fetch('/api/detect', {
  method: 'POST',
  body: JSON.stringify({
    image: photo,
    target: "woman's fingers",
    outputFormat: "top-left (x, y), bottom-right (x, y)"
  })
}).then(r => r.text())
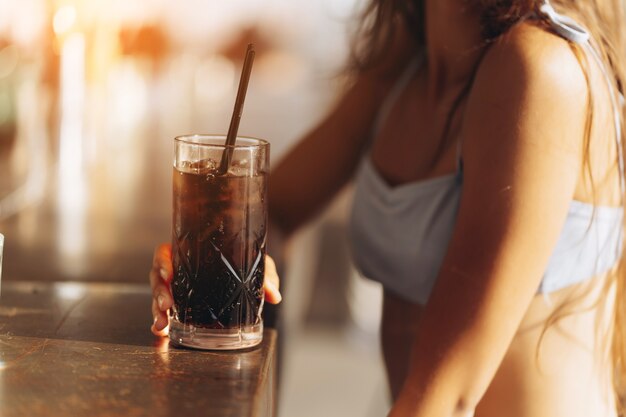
top-left (151, 298), bottom-right (169, 336)
top-left (150, 243), bottom-right (173, 336)
top-left (264, 256), bottom-right (282, 304)
top-left (152, 281), bottom-right (173, 311)
top-left (152, 243), bottom-right (173, 283)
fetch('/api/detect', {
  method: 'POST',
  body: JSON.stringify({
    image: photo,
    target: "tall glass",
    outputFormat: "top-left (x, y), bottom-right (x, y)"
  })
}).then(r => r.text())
top-left (170, 135), bottom-right (269, 350)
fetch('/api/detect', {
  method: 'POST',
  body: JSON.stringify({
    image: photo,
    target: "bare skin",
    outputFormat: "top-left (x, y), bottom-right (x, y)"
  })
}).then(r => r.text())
top-left (382, 18), bottom-right (618, 417)
top-left (379, 20), bottom-right (618, 417)
top-left (150, 0), bottom-right (621, 415)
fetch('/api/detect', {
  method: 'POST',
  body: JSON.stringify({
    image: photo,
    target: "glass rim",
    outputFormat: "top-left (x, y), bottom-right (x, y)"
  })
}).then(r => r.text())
top-left (174, 134), bottom-right (269, 149)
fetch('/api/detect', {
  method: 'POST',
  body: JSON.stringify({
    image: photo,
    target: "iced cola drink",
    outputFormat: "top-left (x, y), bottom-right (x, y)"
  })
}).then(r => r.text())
top-left (169, 135), bottom-right (269, 350)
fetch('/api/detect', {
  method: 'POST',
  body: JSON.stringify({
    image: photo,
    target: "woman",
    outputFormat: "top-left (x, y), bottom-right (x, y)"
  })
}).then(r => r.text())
top-left (150, 0), bottom-right (626, 415)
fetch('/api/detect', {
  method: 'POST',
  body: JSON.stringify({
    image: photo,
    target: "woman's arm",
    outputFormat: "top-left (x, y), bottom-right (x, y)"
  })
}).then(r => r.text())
top-left (390, 25), bottom-right (588, 416)
top-left (269, 25), bottom-right (416, 236)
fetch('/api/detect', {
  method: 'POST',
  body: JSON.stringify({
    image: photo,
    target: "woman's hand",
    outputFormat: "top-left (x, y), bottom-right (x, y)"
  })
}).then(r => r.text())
top-left (149, 243), bottom-right (282, 337)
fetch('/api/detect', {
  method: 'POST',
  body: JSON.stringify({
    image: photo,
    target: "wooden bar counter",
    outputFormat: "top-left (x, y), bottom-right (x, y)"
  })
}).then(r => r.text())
top-left (0, 281), bottom-right (276, 417)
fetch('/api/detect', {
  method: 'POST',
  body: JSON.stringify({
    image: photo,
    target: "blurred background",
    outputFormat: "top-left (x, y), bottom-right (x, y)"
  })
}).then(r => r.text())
top-left (0, 0), bottom-right (388, 415)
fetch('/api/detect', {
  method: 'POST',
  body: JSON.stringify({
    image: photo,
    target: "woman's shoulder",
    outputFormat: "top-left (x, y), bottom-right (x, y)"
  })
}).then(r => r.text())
top-left (464, 20), bottom-right (590, 154)
top-left (462, 21), bottom-right (590, 166)
top-left (474, 20), bottom-right (588, 106)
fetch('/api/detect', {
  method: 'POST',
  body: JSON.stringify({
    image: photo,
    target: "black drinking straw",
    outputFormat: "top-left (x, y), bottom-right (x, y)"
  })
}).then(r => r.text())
top-left (218, 43), bottom-right (256, 175)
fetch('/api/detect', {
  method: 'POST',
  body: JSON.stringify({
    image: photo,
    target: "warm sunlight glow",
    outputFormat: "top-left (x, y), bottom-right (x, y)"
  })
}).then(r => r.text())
top-left (53, 6), bottom-right (77, 35)
top-left (195, 54), bottom-right (236, 103)
top-left (55, 282), bottom-right (87, 301)
top-left (0, 45), bottom-right (19, 79)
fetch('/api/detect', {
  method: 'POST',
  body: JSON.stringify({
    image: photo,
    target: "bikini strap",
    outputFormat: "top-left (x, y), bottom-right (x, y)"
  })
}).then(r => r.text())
top-left (370, 55), bottom-right (424, 140)
top-left (537, 0), bottom-right (626, 196)
top-left (537, 1), bottom-right (590, 43)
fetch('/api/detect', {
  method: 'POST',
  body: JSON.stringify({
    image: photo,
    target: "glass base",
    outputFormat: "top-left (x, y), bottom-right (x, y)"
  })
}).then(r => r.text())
top-left (169, 319), bottom-right (263, 350)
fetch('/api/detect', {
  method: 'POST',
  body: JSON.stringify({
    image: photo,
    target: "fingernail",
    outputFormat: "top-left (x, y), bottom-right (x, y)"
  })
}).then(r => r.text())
top-left (154, 316), bottom-right (165, 331)
top-left (157, 294), bottom-right (165, 310)
top-left (153, 316), bottom-right (158, 325)
top-left (160, 268), bottom-right (169, 280)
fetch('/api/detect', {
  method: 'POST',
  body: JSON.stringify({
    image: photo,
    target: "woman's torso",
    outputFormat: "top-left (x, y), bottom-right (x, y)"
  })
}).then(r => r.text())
top-left (351, 22), bottom-right (621, 416)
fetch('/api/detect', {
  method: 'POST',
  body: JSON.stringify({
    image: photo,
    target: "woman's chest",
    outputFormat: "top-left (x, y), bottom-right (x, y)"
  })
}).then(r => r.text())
top-left (369, 74), bottom-right (467, 187)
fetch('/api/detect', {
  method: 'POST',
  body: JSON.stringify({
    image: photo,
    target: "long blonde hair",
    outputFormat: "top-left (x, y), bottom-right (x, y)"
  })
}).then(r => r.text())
top-left (351, 0), bottom-right (626, 412)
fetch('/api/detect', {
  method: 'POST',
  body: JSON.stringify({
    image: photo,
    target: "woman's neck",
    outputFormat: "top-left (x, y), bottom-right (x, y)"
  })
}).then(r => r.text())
top-left (424, 0), bottom-right (485, 94)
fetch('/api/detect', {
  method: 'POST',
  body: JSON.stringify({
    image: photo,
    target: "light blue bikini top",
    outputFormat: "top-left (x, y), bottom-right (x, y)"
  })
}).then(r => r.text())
top-left (349, 2), bottom-right (625, 305)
